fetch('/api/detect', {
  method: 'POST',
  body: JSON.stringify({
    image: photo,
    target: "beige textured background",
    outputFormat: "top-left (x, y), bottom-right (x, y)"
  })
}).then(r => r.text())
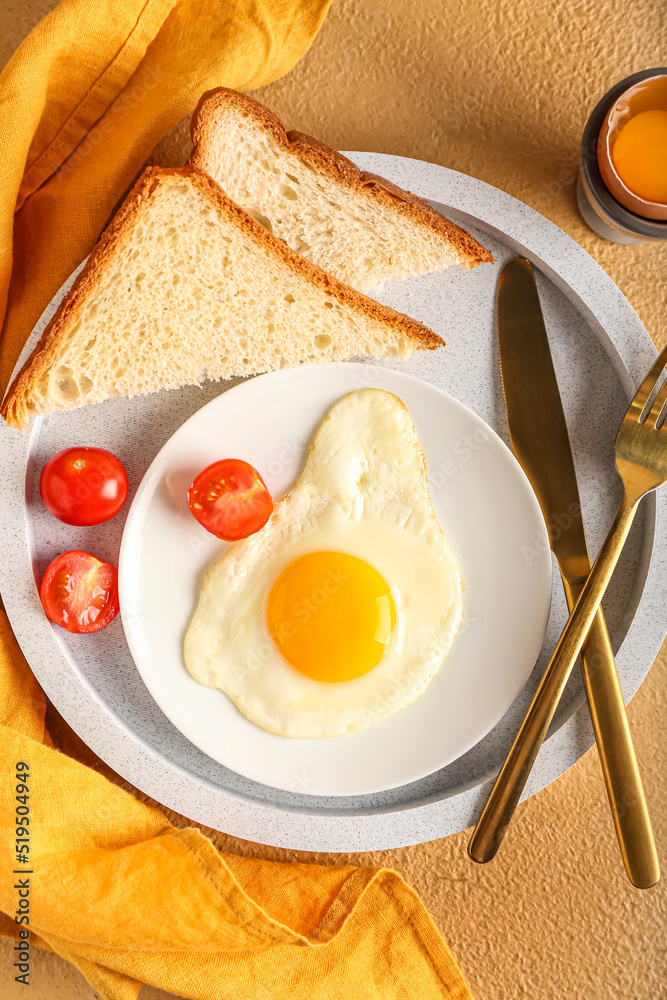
top-left (2, 1), bottom-right (667, 998)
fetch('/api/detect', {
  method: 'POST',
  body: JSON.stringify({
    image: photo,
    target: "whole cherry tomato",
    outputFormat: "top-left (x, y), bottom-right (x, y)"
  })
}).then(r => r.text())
top-left (187, 459), bottom-right (273, 541)
top-left (40, 550), bottom-right (119, 634)
top-left (39, 447), bottom-right (128, 526)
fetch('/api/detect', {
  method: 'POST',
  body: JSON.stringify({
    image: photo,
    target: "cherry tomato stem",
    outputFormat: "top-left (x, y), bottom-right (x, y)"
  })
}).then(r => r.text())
top-left (40, 447), bottom-right (128, 526)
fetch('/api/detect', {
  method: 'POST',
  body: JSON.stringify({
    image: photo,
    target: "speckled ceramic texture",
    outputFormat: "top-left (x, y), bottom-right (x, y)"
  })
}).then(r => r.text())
top-left (1, 154), bottom-right (665, 852)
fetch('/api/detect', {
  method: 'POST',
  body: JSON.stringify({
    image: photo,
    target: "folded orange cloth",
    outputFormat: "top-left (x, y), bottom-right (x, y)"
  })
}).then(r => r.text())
top-left (0, 613), bottom-right (473, 999)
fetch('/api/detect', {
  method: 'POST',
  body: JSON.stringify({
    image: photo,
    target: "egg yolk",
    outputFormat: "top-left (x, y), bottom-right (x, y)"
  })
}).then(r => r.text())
top-left (612, 110), bottom-right (667, 204)
top-left (266, 551), bottom-right (396, 683)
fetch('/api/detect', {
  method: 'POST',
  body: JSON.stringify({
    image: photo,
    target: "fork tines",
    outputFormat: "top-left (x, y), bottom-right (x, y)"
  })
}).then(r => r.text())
top-left (631, 344), bottom-right (667, 426)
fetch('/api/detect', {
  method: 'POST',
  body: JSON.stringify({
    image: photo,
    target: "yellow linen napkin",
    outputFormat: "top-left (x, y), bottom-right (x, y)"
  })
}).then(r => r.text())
top-left (0, 0), bottom-right (332, 397)
top-left (0, 613), bottom-right (473, 999)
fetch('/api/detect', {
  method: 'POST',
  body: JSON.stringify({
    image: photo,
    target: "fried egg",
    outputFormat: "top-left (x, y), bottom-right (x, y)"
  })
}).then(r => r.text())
top-left (184, 388), bottom-right (463, 738)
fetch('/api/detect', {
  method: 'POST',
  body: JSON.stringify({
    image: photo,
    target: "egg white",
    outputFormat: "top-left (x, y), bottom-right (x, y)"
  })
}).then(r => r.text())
top-left (184, 388), bottom-right (463, 738)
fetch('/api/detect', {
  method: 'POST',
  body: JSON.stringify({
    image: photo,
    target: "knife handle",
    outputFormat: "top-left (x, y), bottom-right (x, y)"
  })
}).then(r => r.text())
top-left (573, 603), bottom-right (660, 889)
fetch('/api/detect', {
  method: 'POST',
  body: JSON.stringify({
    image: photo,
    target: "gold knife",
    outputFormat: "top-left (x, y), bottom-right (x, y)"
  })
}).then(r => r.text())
top-left (468, 256), bottom-right (659, 888)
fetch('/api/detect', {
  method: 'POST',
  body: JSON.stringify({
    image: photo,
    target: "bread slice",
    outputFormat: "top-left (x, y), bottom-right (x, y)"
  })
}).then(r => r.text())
top-left (1, 166), bottom-right (443, 430)
top-left (190, 88), bottom-right (493, 294)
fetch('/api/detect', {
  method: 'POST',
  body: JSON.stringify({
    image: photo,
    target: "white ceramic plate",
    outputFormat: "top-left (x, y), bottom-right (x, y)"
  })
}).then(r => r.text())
top-left (118, 365), bottom-right (551, 795)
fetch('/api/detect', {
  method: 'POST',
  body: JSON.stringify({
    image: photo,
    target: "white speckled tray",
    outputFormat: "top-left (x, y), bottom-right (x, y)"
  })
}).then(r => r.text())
top-left (1, 154), bottom-right (665, 852)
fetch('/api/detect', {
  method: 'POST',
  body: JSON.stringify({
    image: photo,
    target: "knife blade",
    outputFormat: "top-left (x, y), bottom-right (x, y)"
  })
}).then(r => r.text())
top-left (487, 256), bottom-right (658, 887)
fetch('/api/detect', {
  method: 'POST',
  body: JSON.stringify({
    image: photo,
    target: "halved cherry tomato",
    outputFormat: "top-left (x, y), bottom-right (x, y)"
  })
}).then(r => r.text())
top-left (187, 459), bottom-right (273, 541)
top-left (40, 550), bottom-right (119, 634)
top-left (39, 447), bottom-right (128, 526)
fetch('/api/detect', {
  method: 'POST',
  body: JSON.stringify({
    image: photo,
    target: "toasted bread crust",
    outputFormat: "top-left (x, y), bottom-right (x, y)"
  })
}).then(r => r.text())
top-left (1, 166), bottom-right (443, 430)
top-left (1, 170), bottom-right (163, 431)
top-left (190, 87), bottom-right (494, 270)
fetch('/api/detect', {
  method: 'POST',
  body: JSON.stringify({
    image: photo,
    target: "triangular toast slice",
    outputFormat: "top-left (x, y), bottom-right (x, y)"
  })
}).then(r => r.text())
top-left (1, 166), bottom-right (442, 430)
top-left (190, 88), bottom-right (493, 293)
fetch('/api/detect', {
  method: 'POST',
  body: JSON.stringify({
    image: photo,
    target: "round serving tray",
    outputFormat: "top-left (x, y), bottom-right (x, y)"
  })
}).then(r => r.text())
top-left (1, 153), bottom-right (665, 852)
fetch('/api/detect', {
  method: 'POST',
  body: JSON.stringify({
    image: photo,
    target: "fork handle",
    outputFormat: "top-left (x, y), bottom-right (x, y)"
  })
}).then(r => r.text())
top-left (469, 490), bottom-right (643, 865)
top-left (577, 608), bottom-right (659, 888)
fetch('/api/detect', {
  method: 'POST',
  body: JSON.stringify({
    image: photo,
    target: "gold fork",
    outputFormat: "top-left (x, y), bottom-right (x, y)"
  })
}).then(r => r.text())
top-left (469, 344), bottom-right (667, 879)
